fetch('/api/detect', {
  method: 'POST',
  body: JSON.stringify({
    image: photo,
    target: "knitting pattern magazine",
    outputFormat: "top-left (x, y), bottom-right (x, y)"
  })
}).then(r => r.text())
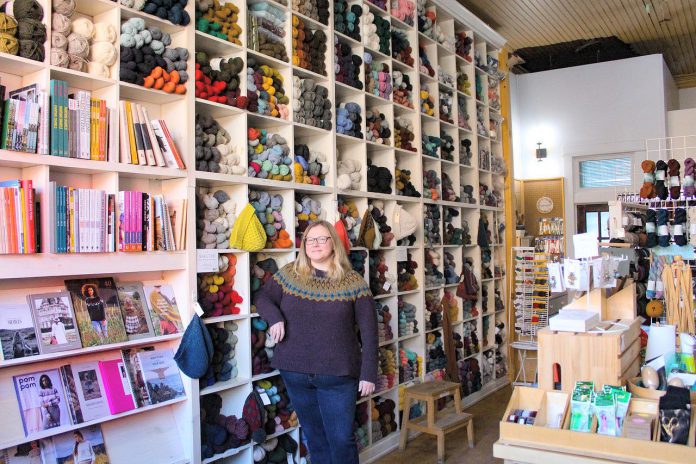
top-left (142, 284), bottom-right (183, 336)
top-left (115, 283), bottom-right (155, 341)
top-left (64, 278), bottom-right (127, 347)
top-left (13, 368), bottom-right (70, 437)
top-left (40, 425), bottom-right (110, 464)
top-left (0, 303), bottom-right (40, 360)
top-left (27, 292), bottom-right (81, 354)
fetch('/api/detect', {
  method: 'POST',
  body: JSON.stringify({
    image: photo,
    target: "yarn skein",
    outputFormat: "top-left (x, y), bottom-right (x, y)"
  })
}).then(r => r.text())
top-left (89, 40), bottom-right (117, 65)
top-left (68, 53), bottom-right (87, 71)
top-left (51, 30), bottom-right (67, 49)
top-left (50, 46), bottom-right (69, 66)
top-left (17, 18), bottom-right (46, 41)
top-left (52, 0), bottom-right (76, 16)
top-left (71, 16), bottom-right (94, 38)
top-left (656, 208), bottom-right (670, 247)
top-left (667, 158), bottom-right (681, 200)
top-left (18, 38), bottom-right (44, 60)
top-left (639, 159), bottom-right (656, 199)
top-left (87, 60), bottom-right (109, 77)
top-left (0, 32), bottom-right (19, 54)
top-left (93, 22), bottom-right (116, 42)
top-left (673, 207), bottom-right (687, 246)
top-left (14, 0), bottom-right (44, 20)
top-left (0, 13), bottom-right (19, 36)
top-left (689, 206), bottom-right (696, 246)
top-left (655, 160), bottom-right (668, 200)
top-left (67, 32), bottom-right (89, 58)
top-left (645, 209), bottom-right (657, 248)
top-left (52, 13), bottom-right (71, 34)
top-left (683, 158), bottom-right (695, 197)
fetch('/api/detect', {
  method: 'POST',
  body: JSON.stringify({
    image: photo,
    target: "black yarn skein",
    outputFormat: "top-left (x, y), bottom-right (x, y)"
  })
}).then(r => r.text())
top-left (655, 160), bottom-right (669, 200)
top-left (645, 209), bottom-right (658, 248)
top-left (674, 207), bottom-right (687, 246)
top-left (657, 208), bottom-right (670, 247)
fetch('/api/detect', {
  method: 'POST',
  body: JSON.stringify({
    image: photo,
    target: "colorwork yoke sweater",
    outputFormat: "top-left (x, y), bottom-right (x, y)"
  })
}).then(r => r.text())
top-left (255, 263), bottom-right (379, 384)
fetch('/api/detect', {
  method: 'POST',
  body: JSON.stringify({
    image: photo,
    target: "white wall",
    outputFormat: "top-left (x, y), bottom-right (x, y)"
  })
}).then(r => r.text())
top-left (681, 88), bottom-right (696, 109)
top-left (510, 55), bottom-right (672, 254)
top-left (668, 109), bottom-right (696, 137)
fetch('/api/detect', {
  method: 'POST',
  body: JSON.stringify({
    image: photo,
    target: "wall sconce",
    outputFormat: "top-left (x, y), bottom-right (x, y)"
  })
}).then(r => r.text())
top-left (536, 142), bottom-right (547, 161)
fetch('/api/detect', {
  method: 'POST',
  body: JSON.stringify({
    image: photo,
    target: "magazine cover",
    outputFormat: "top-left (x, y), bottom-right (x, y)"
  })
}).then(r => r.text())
top-left (2, 440), bottom-right (43, 464)
top-left (97, 359), bottom-right (135, 414)
top-left (40, 425), bottom-right (109, 464)
top-left (142, 284), bottom-right (183, 336)
top-left (63, 361), bottom-right (110, 423)
top-left (64, 278), bottom-right (127, 347)
top-left (137, 349), bottom-right (186, 404)
top-left (13, 368), bottom-right (71, 436)
top-left (121, 346), bottom-right (154, 408)
top-left (59, 365), bottom-right (84, 425)
top-left (26, 292), bottom-right (82, 354)
top-left (0, 304), bottom-right (40, 360)
top-left (115, 283), bottom-right (155, 341)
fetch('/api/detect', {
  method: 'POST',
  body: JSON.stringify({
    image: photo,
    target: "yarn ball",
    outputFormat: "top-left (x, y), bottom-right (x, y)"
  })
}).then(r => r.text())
top-left (67, 32), bottom-right (89, 58)
top-left (17, 18), bottom-right (46, 42)
top-left (90, 40), bottom-right (117, 65)
top-left (51, 13), bottom-right (71, 34)
top-left (18, 38), bottom-right (44, 61)
top-left (0, 32), bottom-right (19, 54)
top-left (87, 61), bottom-right (110, 77)
top-left (93, 22), bottom-right (116, 43)
top-left (50, 46), bottom-right (69, 66)
top-left (68, 53), bottom-right (87, 71)
top-left (52, 0), bottom-right (75, 16)
top-left (51, 30), bottom-right (67, 50)
top-left (0, 13), bottom-right (18, 36)
top-left (14, 0), bottom-right (44, 21)
top-left (71, 16), bottom-right (94, 39)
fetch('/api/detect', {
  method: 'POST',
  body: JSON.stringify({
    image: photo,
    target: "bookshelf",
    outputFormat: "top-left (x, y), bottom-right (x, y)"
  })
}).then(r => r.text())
top-left (0, 0), bottom-right (509, 462)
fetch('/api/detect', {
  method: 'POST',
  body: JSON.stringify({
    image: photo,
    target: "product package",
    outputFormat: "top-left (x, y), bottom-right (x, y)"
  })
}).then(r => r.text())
top-left (570, 381), bottom-right (594, 432)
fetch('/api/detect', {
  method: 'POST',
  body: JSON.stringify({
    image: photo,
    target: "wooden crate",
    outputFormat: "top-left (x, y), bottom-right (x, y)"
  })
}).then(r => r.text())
top-left (537, 318), bottom-right (641, 392)
top-left (497, 387), bottom-right (696, 464)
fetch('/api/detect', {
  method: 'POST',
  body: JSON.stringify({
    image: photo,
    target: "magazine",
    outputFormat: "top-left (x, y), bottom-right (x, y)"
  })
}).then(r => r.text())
top-left (116, 283), bottom-right (155, 341)
top-left (120, 346), bottom-right (155, 408)
top-left (142, 284), bottom-right (183, 336)
top-left (40, 425), bottom-right (109, 464)
top-left (13, 368), bottom-right (71, 437)
top-left (97, 359), bottom-right (135, 414)
top-left (61, 361), bottom-right (109, 423)
top-left (0, 304), bottom-right (39, 360)
top-left (2, 440), bottom-right (43, 464)
top-left (64, 278), bottom-right (127, 347)
top-left (137, 349), bottom-right (186, 404)
top-left (26, 292), bottom-right (82, 354)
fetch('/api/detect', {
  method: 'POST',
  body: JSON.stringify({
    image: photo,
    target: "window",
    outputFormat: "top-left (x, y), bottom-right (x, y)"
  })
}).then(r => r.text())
top-left (578, 157), bottom-right (632, 188)
top-left (576, 204), bottom-right (610, 241)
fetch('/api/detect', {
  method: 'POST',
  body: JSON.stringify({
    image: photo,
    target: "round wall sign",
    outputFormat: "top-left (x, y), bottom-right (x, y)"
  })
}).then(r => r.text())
top-left (536, 196), bottom-right (554, 213)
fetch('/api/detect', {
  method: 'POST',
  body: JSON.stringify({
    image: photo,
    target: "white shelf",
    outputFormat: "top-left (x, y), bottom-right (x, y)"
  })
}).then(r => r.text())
top-left (0, 333), bottom-right (182, 369)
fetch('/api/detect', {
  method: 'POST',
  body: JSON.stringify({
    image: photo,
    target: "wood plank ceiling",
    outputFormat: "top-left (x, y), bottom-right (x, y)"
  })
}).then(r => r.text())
top-left (458, 0), bottom-right (696, 87)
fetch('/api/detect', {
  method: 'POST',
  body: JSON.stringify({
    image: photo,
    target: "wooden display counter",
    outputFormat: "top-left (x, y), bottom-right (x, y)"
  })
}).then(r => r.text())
top-left (493, 387), bottom-right (696, 464)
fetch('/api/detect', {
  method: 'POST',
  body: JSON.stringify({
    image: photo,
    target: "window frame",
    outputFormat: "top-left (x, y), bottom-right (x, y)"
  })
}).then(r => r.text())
top-left (577, 155), bottom-right (633, 190)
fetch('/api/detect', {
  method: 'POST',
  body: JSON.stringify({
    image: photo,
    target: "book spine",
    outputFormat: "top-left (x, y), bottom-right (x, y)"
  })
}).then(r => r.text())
top-left (61, 80), bottom-right (68, 157)
top-left (90, 98), bottom-right (97, 160)
top-left (136, 104), bottom-right (156, 166)
top-left (125, 102), bottom-right (138, 164)
top-left (131, 103), bottom-right (147, 166)
top-left (159, 120), bottom-right (185, 169)
top-left (1, 99), bottom-right (11, 149)
top-left (124, 190), bottom-right (131, 252)
top-left (100, 100), bottom-right (107, 161)
top-left (25, 180), bottom-right (35, 253)
top-left (0, 188), bottom-right (6, 254)
top-left (47, 182), bottom-right (55, 252)
top-left (5, 188), bottom-right (17, 253)
top-left (107, 194), bottom-right (114, 252)
top-left (141, 107), bottom-right (165, 167)
top-left (117, 191), bottom-right (125, 252)
top-left (68, 187), bottom-right (75, 253)
top-left (38, 91), bottom-right (49, 155)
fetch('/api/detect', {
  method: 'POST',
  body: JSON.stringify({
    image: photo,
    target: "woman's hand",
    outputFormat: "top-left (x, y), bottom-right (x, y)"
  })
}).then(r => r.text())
top-left (268, 321), bottom-right (285, 343)
top-left (358, 381), bottom-right (375, 397)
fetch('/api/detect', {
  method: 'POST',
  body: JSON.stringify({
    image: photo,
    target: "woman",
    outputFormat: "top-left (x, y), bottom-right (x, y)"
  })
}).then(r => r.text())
top-left (72, 430), bottom-right (96, 464)
top-left (81, 284), bottom-right (108, 339)
top-left (38, 374), bottom-right (61, 429)
top-left (50, 317), bottom-right (67, 344)
top-left (256, 221), bottom-right (378, 464)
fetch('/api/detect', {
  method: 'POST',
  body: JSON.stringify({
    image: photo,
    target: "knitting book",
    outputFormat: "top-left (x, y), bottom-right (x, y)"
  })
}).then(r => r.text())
top-left (0, 180), bottom-right (37, 254)
top-left (0, 440), bottom-right (44, 463)
top-left (118, 100), bottom-right (184, 169)
top-left (64, 278), bottom-right (127, 347)
top-left (26, 291), bottom-right (81, 355)
top-left (40, 424), bottom-right (110, 464)
top-left (142, 284), bottom-right (183, 336)
top-left (0, 84), bottom-right (43, 154)
top-left (117, 191), bottom-right (177, 252)
top-left (116, 283), bottom-right (155, 341)
top-left (60, 361), bottom-right (110, 423)
top-left (97, 358), bottom-right (135, 414)
top-left (0, 303), bottom-right (40, 361)
top-left (121, 346), bottom-right (155, 408)
top-left (13, 368), bottom-right (71, 437)
top-left (137, 348), bottom-right (186, 404)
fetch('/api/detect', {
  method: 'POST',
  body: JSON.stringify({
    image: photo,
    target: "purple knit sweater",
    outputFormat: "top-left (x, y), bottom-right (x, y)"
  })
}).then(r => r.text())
top-left (255, 263), bottom-right (379, 384)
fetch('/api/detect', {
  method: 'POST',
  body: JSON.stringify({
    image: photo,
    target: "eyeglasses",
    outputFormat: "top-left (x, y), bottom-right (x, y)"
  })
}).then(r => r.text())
top-left (305, 236), bottom-right (331, 245)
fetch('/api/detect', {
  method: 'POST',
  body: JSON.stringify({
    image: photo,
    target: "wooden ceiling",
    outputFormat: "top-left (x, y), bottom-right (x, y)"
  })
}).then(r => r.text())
top-left (458, 0), bottom-right (696, 87)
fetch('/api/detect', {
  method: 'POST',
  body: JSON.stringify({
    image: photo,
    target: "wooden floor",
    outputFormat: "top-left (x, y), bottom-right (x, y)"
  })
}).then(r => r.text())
top-left (374, 385), bottom-right (512, 464)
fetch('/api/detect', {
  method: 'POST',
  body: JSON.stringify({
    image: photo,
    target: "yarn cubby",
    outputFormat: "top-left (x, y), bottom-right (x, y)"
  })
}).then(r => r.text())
top-left (0, 0), bottom-right (508, 461)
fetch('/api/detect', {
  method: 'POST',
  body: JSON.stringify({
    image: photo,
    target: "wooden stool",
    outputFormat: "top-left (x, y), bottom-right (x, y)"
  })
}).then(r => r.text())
top-left (399, 380), bottom-right (474, 463)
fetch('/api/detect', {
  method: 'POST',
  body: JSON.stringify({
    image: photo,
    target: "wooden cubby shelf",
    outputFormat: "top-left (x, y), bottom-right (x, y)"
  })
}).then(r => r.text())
top-left (0, 0), bottom-right (509, 461)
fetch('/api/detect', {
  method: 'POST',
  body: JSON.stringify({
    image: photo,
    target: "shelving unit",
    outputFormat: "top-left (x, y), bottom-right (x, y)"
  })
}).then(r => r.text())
top-left (0, 0), bottom-right (508, 462)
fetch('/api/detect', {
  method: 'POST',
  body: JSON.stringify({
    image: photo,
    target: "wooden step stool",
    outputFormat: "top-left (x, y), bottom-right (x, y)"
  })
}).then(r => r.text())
top-left (399, 380), bottom-right (474, 463)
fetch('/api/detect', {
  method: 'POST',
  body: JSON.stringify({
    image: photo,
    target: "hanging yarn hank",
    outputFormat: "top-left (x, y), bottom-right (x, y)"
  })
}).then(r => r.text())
top-left (655, 160), bottom-right (668, 200)
top-left (661, 258), bottom-right (695, 334)
top-left (673, 207), bottom-right (687, 246)
top-left (640, 159), bottom-right (656, 199)
top-left (684, 158), bottom-right (695, 198)
top-left (646, 255), bottom-right (670, 300)
top-left (667, 158), bottom-right (681, 200)
top-left (656, 208), bottom-right (670, 247)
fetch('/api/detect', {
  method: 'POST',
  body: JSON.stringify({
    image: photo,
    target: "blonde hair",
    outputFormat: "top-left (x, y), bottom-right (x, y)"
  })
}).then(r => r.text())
top-left (294, 221), bottom-right (352, 280)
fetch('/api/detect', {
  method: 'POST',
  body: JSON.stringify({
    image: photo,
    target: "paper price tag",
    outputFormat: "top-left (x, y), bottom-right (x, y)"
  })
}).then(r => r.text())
top-left (656, 281), bottom-right (664, 292)
top-left (383, 282), bottom-right (391, 292)
top-left (395, 247), bottom-right (408, 262)
top-left (209, 58), bottom-right (223, 71)
top-left (647, 280), bottom-right (656, 292)
top-left (193, 301), bottom-right (205, 317)
top-left (259, 392), bottom-right (271, 405)
top-left (670, 176), bottom-right (680, 187)
top-left (656, 170), bottom-right (666, 181)
top-left (197, 249), bottom-right (220, 272)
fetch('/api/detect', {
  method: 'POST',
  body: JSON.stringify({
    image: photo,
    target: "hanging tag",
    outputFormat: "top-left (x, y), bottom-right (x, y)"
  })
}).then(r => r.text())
top-left (670, 176), bottom-right (680, 187)
top-left (259, 392), bottom-right (271, 405)
top-left (193, 301), bottom-right (205, 317)
top-left (209, 58), bottom-right (223, 72)
top-left (655, 170), bottom-right (666, 181)
top-left (647, 280), bottom-right (656, 292)
top-left (395, 247), bottom-right (408, 261)
top-left (658, 225), bottom-right (670, 236)
top-left (674, 224), bottom-right (684, 236)
top-left (656, 281), bottom-right (664, 292)
top-left (383, 281), bottom-right (391, 291)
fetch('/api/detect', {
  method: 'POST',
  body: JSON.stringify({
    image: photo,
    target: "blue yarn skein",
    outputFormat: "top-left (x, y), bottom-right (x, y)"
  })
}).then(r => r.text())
top-left (657, 208), bottom-right (670, 247)
top-left (674, 207), bottom-right (687, 246)
top-left (645, 209), bottom-right (658, 248)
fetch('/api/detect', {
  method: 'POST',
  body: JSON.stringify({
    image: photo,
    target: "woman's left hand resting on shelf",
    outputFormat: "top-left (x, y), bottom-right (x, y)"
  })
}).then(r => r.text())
top-left (358, 381), bottom-right (375, 396)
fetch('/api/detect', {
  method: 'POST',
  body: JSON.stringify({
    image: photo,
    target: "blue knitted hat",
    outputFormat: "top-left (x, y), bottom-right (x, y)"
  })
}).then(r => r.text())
top-left (174, 314), bottom-right (213, 379)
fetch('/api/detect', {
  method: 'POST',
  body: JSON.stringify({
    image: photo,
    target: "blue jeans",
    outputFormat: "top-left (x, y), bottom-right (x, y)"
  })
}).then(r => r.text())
top-left (279, 370), bottom-right (359, 464)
